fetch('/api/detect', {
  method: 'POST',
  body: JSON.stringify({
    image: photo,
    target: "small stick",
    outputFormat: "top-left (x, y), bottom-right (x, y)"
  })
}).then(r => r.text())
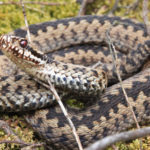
top-left (21, 143), bottom-right (44, 149)
top-left (78, 0), bottom-right (88, 16)
top-left (106, 30), bottom-right (143, 150)
top-left (124, 0), bottom-right (140, 15)
top-left (108, 0), bottom-right (119, 15)
top-left (47, 78), bottom-right (83, 150)
top-left (86, 127), bottom-right (150, 150)
top-left (0, 1), bottom-right (65, 6)
top-left (25, 6), bottom-right (45, 14)
top-left (0, 120), bottom-right (22, 142)
top-left (106, 30), bottom-right (140, 130)
top-left (0, 140), bottom-right (30, 146)
top-left (91, 61), bottom-right (104, 69)
top-left (112, 145), bottom-right (118, 150)
top-left (0, 120), bottom-right (44, 148)
top-left (21, 1), bottom-right (66, 5)
top-left (20, 0), bottom-right (31, 43)
top-left (78, 0), bottom-right (95, 16)
top-left (142, 0), bottom-right (150, 35)
top-left (127, 0), bottom-right (140, 10)
top-left (0, 140), bottom-right (44, 148)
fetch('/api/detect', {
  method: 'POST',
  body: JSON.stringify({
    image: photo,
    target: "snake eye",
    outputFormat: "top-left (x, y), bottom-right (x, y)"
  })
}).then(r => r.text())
top-left (19, 39), bottom-right (28, 48)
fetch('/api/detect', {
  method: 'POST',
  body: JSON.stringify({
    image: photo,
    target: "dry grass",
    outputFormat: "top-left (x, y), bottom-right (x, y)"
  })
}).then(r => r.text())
top-left (0, 0), bottom-right (150, 149)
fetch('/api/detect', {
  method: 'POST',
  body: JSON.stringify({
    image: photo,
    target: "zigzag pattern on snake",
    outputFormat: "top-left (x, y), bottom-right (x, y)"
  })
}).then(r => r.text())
top-left (0, 15), bottom-right (150, 149)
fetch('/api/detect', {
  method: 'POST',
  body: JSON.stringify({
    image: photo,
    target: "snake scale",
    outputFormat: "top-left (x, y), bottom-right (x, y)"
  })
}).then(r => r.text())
top-left (1, 15), bottom-right (150, 149)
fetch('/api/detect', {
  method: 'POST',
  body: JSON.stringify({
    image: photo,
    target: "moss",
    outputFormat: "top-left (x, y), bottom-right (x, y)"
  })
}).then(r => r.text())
top-left (85, 0), bottom-right (150, 22)
top-left (0, 1), bottom-right (79, 149)
top-left (0, 114), bottom-right (38, 150)
top-left (0, 0), bottom-right (79, 34)
top-left (0, 0), bottom-right (150, 149)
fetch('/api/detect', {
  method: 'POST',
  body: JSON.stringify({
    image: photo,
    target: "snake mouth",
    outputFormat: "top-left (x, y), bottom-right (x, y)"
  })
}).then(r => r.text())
top-left (0, 35), bottom-right (26, 57)
top-left (0, 35), bottom-right (46, 65)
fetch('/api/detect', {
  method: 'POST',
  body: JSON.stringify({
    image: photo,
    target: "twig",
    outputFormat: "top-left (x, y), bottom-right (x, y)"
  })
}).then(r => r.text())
top-left (112, 145), bottom-right (118, 150)
top-left (142, 0), bottom-right (150, 35)
top-left (0, 140), bottom-right (30, 145)
top-left (78, 0), bottom-right (95, 16)
top-left (25, 5), bottom-right (45, 14)
top-left (106, 29), bottom-right (143, 150)
top-left (21, 143), bottom-right (44, 150)
top-left (0, 140), bottom-right (31, 146)
top-left (124, 0), bottom-right (140, 15)
top-left (86, 127), bottom-right (150, 150)
top-left (0, 140), bottom-right (44, 148)
top-left (91, 61), bottom-right (104, 69)
top-left (20, 0), bottom-right (31, 43)
top-left (106, 30), bottom-right (140, 130)
top-left (0, 1), bottom-right (66, 6)
top-left (0, 120), bottom-right (44, 148)
top-left (0, 120), bottom-right (22, 141)
top-left (126, 0), bottom-right (140, 10)
top-left (0, 120), bottom-right (15, 135)
top-left (78, 0), bottom-right (88, 16)
top-left (47, 78), bottom-right (83, 150)
top-left (108, 0), bottom-right (119, 15)
top-left (18, 3), bottom-right (82, 149)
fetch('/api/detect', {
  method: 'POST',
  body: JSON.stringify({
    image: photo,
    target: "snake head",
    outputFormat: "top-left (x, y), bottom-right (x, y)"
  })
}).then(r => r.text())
top-left (0, 35), bottom-right (46, 66)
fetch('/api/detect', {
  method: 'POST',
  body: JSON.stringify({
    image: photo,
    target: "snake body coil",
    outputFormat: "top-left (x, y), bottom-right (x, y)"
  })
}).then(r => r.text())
top-left (1, 15), bottom-right (150, 149)
top-left (0, 35), bottom-right (107, 99)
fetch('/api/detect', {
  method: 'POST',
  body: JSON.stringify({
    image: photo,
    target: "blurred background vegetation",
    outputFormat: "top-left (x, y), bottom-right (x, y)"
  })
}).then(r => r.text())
top-left (0, 0), bottom-right (149, 35)
top-left (0, 0), bottom-right (150, 149)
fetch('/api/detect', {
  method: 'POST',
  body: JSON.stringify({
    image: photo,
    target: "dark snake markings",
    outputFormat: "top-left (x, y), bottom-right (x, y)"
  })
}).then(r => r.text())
top-left (0, 15), bottom-right (150, 149)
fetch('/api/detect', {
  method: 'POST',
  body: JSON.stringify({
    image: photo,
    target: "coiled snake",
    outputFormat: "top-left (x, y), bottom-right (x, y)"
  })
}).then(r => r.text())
top-left (1, 15), bottom-right (150, 149)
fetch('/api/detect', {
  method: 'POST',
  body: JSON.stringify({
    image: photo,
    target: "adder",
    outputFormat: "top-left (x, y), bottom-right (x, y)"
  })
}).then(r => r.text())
top-left (1, 15), bottom-right (150, 149)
